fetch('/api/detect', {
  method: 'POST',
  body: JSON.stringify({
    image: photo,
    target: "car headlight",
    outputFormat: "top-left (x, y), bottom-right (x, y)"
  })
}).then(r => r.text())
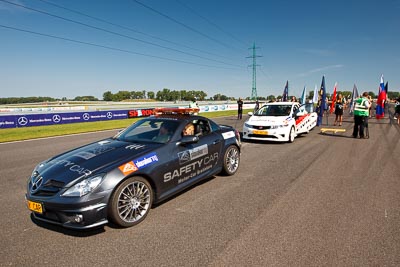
top-left (270, 124), bottom-right (288, 129)
top-left (61, 175), bottom-right (104, 197)
top-left (244, 122), bottom-right (251, 128)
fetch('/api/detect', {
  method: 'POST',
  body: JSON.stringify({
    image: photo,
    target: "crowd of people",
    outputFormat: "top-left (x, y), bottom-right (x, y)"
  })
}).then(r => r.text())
top-left (235, 93), bottom-right (400, 133)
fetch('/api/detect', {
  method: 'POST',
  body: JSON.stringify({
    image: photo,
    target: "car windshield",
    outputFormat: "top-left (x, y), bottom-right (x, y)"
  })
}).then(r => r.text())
top-left (254, 105), bottom-right (292, 116)
top-left (114, 119), bottom-right (179, 143)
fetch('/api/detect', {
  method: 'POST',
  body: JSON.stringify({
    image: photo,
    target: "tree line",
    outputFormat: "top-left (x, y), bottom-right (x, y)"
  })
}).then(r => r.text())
top-left (1, 89), bottom-right (398, 105)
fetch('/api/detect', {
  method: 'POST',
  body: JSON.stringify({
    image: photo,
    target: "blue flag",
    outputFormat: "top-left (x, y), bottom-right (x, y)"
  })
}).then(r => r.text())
top-left (316, 76), bottom-right (326, 126)
top-left (282, 80), bottom-right (289, 102)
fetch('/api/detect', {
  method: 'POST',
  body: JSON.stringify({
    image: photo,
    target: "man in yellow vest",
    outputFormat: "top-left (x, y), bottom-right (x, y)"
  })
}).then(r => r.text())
top-left (352, 92), bottom-right (371, 138)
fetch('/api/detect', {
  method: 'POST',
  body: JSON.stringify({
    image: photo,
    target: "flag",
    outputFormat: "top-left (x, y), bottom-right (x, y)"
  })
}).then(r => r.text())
top-left (376, 75), bottom-right (386, 119)
top-left (300, 86), bottom-right (306, 104)
top-left (330, 82), bottom-right (337, 114)
top-left (316, 76), bottom-right (326, 126)
top-left (349, 84), bottom-right (359, 114)
top-left (312, 84), bottom-right (318, 103)
top-left (282, 80), bottom-right (289, 102)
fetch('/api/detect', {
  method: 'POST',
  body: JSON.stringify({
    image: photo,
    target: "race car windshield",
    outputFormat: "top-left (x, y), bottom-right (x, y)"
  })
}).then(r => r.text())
top-left (115, 119), bottom-right (179, 143)
top-left (255, 105), bottom-right (292, 116)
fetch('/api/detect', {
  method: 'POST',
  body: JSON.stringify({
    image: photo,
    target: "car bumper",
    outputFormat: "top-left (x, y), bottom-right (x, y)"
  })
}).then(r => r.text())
top-left (242, 126), bottom-right (291, 142)
top-left (25, 192), bottom-right (110, 230)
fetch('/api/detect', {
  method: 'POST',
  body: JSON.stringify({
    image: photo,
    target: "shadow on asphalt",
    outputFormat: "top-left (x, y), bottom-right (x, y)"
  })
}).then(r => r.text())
top-left (30, 214), bottom-right (106, 237)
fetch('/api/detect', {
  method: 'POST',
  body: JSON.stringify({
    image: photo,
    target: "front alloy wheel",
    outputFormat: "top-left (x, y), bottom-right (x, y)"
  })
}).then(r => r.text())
top-left (288, 126), bottom-right (295, 143)
top-left (221, 145), bottom-right (240, 175)
top-left (109, 176), bottom-right (153, 228)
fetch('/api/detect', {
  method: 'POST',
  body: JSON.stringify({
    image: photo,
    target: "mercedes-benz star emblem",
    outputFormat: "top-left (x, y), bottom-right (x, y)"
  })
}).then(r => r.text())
top-left (83, 113), bottom-right (90, 120)
top-left (52, 115), bottom-right (61, 123)
top-left (18, 117), bottom-right (28, 126)
top-left (30, 175), bottom-right (43, 193)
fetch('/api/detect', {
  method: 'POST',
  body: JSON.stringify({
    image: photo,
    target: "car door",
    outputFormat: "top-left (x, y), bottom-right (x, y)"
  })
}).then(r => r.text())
top-left (159, 119), bottom-right (222, 196)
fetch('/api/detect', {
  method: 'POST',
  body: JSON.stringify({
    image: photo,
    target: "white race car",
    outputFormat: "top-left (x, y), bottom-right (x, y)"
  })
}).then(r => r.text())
top-left (242, 102), bottom-right (317, 143)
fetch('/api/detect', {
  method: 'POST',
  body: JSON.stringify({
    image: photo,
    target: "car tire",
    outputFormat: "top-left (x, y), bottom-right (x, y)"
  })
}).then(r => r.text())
top-left (288, 126), bottom-right (295, 143)
top-left (108, 176), bottom-right (153, 228)
top-left (221, 145), bottom-right (240, 175)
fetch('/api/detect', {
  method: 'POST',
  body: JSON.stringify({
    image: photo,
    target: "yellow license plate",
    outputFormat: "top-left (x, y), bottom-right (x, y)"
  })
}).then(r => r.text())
top-left (27, 200), bottom-right (43, 214)
top-left (253, 130), bottom-right (268, 135)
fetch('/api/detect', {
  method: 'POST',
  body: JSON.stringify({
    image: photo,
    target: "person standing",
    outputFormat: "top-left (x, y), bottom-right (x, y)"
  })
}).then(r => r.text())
top-left (395, 96), bottom-right (400, 125)
top-left (352, 92), bottom-right (371, 138)
top-left (334, 94), bottom-right (345, 126)
top-left (237, 98), bottom-right (243, 120)
top-left (253, 100), bottom-right (259, 113)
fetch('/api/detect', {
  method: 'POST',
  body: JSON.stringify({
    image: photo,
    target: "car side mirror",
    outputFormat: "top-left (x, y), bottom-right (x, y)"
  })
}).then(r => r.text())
top-left (248, 112), bottom-right (253, 116)
top-left (177, 135), bottom-right (199, 146)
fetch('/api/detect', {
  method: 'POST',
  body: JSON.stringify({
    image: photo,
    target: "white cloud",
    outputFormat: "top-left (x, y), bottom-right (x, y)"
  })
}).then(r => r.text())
top-left (296, 64), bottom-right (344, 77)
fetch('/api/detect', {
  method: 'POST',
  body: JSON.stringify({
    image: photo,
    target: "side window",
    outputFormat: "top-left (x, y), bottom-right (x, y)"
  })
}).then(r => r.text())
top-left (195, 120), bottom-right (211, 136)
top-left (209, 120), bottom-right (220, 132)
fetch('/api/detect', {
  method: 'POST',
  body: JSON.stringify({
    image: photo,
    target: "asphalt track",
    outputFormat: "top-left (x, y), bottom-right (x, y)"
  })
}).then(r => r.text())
top-left (1, 111), bottom-right (399, 266)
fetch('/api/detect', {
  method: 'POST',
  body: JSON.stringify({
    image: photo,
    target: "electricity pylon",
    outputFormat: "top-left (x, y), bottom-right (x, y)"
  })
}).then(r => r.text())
top-left (247, 42), bottom-right (262, 100)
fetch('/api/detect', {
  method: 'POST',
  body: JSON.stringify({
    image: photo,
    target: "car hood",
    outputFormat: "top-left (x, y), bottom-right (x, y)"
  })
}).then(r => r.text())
top-left (35, 138), bottom-right (157, 184)
top-left (247, 115), bottom-right (293, 125)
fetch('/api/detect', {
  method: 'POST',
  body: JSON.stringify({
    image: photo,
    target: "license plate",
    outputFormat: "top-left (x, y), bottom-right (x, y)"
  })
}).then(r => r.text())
top-left (27, 200), bottom-right (43, 214)
top-left (253, 130), bottom-right (268, 135)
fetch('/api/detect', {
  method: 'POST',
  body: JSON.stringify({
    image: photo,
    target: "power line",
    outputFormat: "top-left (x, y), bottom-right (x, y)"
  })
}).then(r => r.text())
top-left (174, 0), bottom-right (248, 49)
top-left (131, 0), bottom-right (241, 52)
top-left (35, 0), bottom-right (231, 60)
top-left (0, 24), bottom-right (241, 70)
top-left (0, 0), bottom-right (242, 68)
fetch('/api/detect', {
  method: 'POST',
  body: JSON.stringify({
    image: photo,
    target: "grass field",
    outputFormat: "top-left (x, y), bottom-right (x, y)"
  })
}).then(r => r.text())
top-left (0, 110), bottom-right (248, 143)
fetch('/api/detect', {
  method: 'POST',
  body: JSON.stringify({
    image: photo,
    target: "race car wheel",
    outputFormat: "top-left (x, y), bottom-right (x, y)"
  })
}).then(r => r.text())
top-left (288, 126), bottom-right (295, 143)
top-left (221, 145), bottom-right (240, 176)
top-left (109, 176), bottom-right (153, 228)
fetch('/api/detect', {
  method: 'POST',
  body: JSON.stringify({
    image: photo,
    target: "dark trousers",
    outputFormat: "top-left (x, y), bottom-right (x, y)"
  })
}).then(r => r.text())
top-left (353, 115), bottom-right (367, 138)
top-left (237, 109), bottom-right (242, 119)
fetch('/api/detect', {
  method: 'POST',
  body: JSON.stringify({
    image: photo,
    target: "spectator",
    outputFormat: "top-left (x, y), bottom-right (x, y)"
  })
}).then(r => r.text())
top-left (352, 92), bottom-right (371, 138)
top-left (254, 100), bottom-right (259, 113)
top-left (334, 94), bottom-right (345, 126)
top-left (395, 97), bottom-right (400, 125)
top-left (237, 98), bottom-right (243, 120)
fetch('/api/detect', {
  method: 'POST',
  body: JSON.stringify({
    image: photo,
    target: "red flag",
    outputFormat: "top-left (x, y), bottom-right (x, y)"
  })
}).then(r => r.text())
top-left (376, 75), bottom-right (386, 119)
top-left (330, 82), bottom-right (337, 113)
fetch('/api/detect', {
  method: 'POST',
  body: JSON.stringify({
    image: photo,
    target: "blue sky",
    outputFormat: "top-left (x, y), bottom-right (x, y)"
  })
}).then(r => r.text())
top-left (1, 0), bottom-right (399, 99)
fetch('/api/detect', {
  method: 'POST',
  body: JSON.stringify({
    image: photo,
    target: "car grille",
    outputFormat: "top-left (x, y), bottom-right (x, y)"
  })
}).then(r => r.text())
top-left (249, 125), bottom-right (271, 130)
top-left (29, 178), bottom-right (65, 197)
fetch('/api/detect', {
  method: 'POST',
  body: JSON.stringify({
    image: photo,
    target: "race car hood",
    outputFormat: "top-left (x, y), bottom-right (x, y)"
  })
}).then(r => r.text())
top-left (35, 138), bottom-right (156, 184)
top-left (247, 115), bottom-right (293, 125)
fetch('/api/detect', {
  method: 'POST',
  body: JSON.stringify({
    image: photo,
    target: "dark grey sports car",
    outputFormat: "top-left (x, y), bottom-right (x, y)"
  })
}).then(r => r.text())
top-left (26, 109), bottom-right (241, 229)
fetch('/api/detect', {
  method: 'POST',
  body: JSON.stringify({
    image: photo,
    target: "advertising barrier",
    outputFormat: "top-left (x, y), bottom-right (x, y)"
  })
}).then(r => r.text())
top-left (0, 108), bottom-right (154, 129)
top-left (0, 104), bottom-right (256, 129)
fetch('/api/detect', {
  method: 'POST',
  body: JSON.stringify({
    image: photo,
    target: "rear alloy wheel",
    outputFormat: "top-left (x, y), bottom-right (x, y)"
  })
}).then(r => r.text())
top-left (288, 126), bottom-right (295, 143)
top-left (221, 145), bottom-right (240, 175)
top-left (109, 177), bottom-right (152, 228)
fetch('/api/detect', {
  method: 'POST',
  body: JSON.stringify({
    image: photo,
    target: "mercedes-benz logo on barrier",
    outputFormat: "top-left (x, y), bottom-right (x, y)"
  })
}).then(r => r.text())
top-left (30, 175), bottom-right (43, 193)
top-left (52, 114), bottom-right (61, 123)
top-left (18, 116), bottom-right (28, 126)
top-left (106, 112), bottom-right (113, 119)
top-left (83, 113), bottom-right (90, 121)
